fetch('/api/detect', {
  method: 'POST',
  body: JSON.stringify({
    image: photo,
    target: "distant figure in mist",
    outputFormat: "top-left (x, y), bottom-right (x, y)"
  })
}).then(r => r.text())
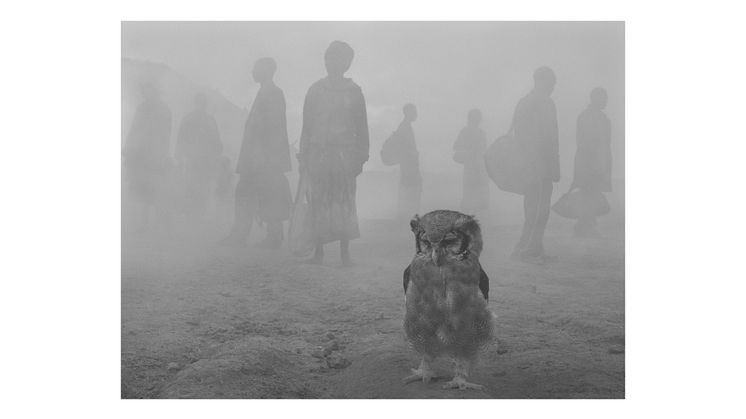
top-left (175, 93), bottom-right (223, 222)
top-left (393, 104), bottom-right (422, 219)
top-left (123, 82), bottom-right (172, 231)
top-left (298, 41), bottom-right (369, 266)
top-left (453, 109), bottom-right (489, 216)
top-left (570, 87), bottom-right (612, 237)
top-left (220, 57), bottom-right (292, 248)
top-left (511, 67), bottom-right (560, 263)
top-left (215, 156), bottom-right (235, 204)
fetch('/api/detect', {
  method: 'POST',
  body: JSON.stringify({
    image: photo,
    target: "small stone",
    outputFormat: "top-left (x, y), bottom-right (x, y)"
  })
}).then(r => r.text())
top-left (324, 332), bottom-right (336, 340)
top-left (311, 348), bottom-right (325, 359)
top-left (496, 348), bottom-right (508, 355)
top-left (377, 313), bottom-right (385, 320)
top-left (166, 362), bottom-right (180, 371)
top-left (608, 347), bottom-right (624, 355)
top-left (324, 340), bottom-right (340, 353)
top-left (326, 354), bottom-right (350, 369)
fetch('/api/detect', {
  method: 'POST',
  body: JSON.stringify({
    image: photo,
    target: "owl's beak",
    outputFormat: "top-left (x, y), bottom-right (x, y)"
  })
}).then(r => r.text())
top-left (431, 247), bottom-right (445, 267)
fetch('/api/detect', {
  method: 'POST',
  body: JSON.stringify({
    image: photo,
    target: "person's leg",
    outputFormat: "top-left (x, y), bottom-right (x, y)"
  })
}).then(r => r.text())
top-left (525, 179), bottom-right (553, 257)
top-left (514, 184), bottom-right (539, 257)
top-left (340, 238), bottom-right (351, 266)
top-left (219, 176), bottom-right (254, 246)
top-left (305, 240), bottom-right (324, 264)
top-left (259, 221), bottom-right (283, 249)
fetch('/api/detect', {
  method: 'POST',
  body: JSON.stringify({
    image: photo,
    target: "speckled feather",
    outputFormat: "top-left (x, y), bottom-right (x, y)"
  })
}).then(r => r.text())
top-left (403, 210), bottom-right (494, 359)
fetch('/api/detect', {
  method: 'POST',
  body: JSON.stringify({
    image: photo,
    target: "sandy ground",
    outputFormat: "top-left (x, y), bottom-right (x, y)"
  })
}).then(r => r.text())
top-left (121, 216), bottom-right (624, 399)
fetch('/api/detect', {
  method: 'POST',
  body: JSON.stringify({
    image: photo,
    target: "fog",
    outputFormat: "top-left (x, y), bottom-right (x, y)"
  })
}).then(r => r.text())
top-left (121, 22), bottom-right (625, 399)
top-left (122, 21), bottom-right (623, 223)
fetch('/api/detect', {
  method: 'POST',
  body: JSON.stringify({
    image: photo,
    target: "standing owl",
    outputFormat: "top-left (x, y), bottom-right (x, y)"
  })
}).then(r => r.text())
top-left (402, 210), bottom-right (493, 390)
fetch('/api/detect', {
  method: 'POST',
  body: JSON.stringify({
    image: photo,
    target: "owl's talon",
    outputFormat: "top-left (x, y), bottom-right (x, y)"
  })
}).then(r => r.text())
top-left (402, 367), bottom-right (436, 384)
top-left (441, 377), bottom-right (484, 391)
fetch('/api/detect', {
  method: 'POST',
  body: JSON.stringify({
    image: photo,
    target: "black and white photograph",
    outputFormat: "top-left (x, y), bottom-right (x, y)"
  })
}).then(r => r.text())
top-left (4, 0), bottom-right (746, 416)
top-left (121, 20), bottom-right (624, 399)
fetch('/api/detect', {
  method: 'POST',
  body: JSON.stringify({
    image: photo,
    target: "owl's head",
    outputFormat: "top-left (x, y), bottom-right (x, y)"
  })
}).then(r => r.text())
top-left (410, 210), bottom-right (483, 266)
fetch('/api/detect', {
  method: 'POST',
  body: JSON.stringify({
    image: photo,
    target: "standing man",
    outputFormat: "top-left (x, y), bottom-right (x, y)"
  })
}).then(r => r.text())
top-left (394, 103), bottom-right (422, 219)
top-left (123, 82), bottom-right (172, 233)
top-left (220, 57), bottom-right (292, 248)
top-left (298, 41), bottom-right (369, 266)
top-left (511, 66), bottom-right (560, 263)
top-left (175, 93), bottom-right (223, 223)
top-left (570, 87), bottom-right (612, 237)
top-left (453, 108), bottom-right (489, 216)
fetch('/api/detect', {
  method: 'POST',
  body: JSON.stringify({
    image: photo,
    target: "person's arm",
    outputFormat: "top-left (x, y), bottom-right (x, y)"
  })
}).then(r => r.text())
top-left (570, 114), bottom-right (584, 191)
top-left (124, 106), bottom-right (143, 158)
top-left (298, 87), bottom-right (313, 171)
top-left (158, 107), bottom-right (172, 164)
top-left (602, 114), bottom-right (612, 188)
top-left (175, 115), bottom-right (188, 163)
top-left (354, 86), bottom-right (370, 169)
top-left (211, 116), bottom-right (223, 156)
top-left (547, 100), bottom-right (560, 182)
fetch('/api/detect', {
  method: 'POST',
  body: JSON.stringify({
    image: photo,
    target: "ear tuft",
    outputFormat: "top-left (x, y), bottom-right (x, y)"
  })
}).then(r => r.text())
top-left (410, 214), bottom-right (420, 233)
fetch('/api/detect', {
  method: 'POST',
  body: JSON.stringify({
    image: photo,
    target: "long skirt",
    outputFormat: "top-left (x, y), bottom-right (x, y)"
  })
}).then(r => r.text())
top-left (306, 148), bottom-right (360, 244)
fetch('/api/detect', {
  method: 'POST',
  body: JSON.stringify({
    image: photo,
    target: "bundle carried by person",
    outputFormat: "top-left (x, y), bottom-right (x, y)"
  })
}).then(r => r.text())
top-left (380, 130), bottom-right (402, 166)
top-left (484, 131), bottom-right (531, 195)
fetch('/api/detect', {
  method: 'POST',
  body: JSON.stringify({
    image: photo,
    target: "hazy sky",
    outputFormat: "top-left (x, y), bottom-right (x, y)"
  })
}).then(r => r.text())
top-left (122, 21), bottom-right (624, 177)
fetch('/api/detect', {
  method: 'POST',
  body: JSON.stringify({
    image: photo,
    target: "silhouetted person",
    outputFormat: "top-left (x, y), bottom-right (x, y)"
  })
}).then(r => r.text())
top-left (393, 103), bottom-right (422, 219)
top-left (511, 66), bottom-right (560, 263)
top-left (215, 156), bottom-right (235, 204)
top-left (220, 57), bottom-right (292, 248)
top-left (175, 93), bottom-right (223, 222)
top-left (570, 87), bottom-right (612, 237)
top-left (123, 82), bottom-right (172, 231)
top-left (299, 41), bottom-right (369, 266)
top-left (453, 108), bottom-right (489, 215)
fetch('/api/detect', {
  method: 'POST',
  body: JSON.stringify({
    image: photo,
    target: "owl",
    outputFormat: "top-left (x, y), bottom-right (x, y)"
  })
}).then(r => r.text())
top-left (402, 210), bottom-right (493, 390)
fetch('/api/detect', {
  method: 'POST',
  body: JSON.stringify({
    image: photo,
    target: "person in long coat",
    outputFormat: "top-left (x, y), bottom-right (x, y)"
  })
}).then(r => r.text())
top-left (298, 41), bottom-right (369, 266)
top-left (220, 57), bottom-right (292, 248)
top-left (394, 103), bottom-right (422, 219)
top-left (123, 82), bottom-right (172, 231)
top-left (453, 108), bottom-right (489, 215)
top-left (570, 87), bottom-right (612, 237)
top-left (175, 93), bottom-right (223, 222)
top-left (511, 66), bottom-right (560, 263)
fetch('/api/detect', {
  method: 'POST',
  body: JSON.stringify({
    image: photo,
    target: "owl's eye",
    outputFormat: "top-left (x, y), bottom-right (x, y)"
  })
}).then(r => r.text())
top-left (420, 237), bottom-right (431, 247)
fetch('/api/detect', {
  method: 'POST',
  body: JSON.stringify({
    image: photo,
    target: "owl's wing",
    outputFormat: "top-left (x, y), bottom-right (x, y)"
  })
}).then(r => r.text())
top-left (403, 265), bottom-right (411, 294)
top-left (479, 264), bottom-right (489, 300)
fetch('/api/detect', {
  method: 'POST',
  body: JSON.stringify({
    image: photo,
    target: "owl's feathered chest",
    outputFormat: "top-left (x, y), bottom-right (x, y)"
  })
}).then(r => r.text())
top-left (403, 257), bottom-right (493, 356)
top-left (406, 257), bottom-right (481, 305)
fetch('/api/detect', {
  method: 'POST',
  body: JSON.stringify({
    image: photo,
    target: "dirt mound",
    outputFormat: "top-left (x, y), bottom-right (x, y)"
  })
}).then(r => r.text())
top-left (160, 337), bottom-right (316, 398)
